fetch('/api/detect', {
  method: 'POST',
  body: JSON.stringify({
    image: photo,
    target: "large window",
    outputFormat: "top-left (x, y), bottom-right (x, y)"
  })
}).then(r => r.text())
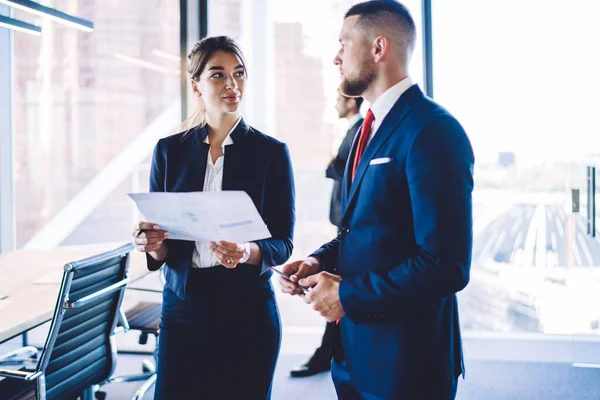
top-left (433, 0), bottom-right (600, 344)
top-left (12, 1), bottom-right (180, 248)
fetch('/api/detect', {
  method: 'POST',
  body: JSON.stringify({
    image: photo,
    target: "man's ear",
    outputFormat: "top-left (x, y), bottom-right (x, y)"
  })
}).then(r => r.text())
top-left (373, 36), bottom-right (390, 62)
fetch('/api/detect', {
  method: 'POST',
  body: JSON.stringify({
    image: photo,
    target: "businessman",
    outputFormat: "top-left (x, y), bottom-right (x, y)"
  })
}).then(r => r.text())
top-left (280, 1), bottom-right (474, 399)
top-left (290, 92), bottom-right (363, 378)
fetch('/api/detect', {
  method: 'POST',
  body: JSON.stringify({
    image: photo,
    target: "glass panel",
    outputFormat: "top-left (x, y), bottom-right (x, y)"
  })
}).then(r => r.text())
top-left (433, 0), bottom-right (600, 353)
top-left (13, 1), bottom-right (180, 248)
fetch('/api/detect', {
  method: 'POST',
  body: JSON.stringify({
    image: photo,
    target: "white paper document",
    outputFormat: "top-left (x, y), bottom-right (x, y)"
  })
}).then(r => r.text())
top-left (128, 191), bottom-right (271, 243)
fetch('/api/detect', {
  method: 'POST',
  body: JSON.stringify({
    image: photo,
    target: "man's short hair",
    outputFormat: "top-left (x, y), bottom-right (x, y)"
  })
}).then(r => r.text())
top-left (345, 0), bottom-right (416, 56)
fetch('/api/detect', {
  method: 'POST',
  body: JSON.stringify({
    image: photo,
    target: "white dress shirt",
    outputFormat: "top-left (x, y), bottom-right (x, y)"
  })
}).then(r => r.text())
top-left (368, 76), bottom-right (414, 142)
top-left (191, 117), bottom-right (241, 268)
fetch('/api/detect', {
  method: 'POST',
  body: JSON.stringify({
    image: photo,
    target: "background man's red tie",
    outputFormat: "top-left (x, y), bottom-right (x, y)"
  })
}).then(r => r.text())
top-left (351, 109), bottom-right (375, 182)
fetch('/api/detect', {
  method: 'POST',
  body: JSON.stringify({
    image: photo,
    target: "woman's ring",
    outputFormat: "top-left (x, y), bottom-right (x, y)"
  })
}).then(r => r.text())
top-left (226, 258), bottom-right (233, 264)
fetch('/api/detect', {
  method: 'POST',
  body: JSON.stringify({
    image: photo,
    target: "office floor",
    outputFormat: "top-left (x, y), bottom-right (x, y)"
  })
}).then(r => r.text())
top-left (92, 354), bottom-right (600, 400)
top-left (2, 338), bottom-right (600, 400)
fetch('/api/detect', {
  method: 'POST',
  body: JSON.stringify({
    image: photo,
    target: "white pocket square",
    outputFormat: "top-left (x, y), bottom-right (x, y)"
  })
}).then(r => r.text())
top-left (369, 157), bottom-right (392, 165)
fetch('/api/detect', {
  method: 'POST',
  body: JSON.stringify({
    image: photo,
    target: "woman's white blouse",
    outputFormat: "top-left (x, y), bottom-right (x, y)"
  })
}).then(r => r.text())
top-left (190, 118), bottom-right (240, 268)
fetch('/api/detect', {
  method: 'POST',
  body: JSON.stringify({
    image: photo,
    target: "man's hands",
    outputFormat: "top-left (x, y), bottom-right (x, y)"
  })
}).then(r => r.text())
top-left (279, 257), bottom-right (321, 295)
top-left (279, 257), bottom-right (346, 322)
top-left (300, 272), bottom-right (346, 322)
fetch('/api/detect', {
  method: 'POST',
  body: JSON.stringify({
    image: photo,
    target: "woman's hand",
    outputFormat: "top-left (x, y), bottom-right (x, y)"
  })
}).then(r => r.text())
top-left (210, 241), bottom-right (246, 269)
top-left (132, 221), bottom-right (169, 261)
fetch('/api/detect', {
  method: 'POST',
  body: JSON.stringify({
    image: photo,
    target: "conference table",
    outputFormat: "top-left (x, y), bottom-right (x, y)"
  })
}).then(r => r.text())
top-left (0, 244), bottom-right (150, 345)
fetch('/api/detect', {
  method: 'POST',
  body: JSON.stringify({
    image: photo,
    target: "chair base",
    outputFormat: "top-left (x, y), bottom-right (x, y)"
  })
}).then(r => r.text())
top-left (132, 373), bottom-right (157, 400)
top-left (95, 358), bottom-right (157, 400)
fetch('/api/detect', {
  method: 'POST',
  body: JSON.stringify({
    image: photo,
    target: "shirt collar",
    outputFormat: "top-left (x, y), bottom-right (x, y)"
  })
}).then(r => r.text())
top-left (202, 116), bottom-right (242, 147)
top-left (369, 77), bottom-right (414, 128)
top-left (347, 113), bottom-right (363, 128)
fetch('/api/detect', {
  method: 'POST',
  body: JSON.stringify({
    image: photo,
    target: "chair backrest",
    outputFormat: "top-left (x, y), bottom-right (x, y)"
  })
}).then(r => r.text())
top-left (35, 243), bottom-right (134, 400)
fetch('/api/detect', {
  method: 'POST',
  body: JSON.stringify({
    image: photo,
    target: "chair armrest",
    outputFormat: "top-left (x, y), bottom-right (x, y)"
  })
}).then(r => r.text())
top-left (113, 326), bottom-right (126, 335)
top-left (0, 368), bottom-right (41, 381)
top-left (69, 278), bottom-right (129, 308)
top-left (115, 308), bottom-right (130, 334)
top-left (127, 287), bottom-right (163, 294)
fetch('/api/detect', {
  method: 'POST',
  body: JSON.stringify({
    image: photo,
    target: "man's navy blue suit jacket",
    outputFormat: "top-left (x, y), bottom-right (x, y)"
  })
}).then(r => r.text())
top-left (312, 85), bottom-right (475, 399)
top-left (146, 119), bottom-right (295, 300)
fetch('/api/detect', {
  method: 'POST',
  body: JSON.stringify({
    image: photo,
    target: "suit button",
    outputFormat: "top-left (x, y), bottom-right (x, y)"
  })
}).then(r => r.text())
top-left (344, 228), bottom-right (350, 234)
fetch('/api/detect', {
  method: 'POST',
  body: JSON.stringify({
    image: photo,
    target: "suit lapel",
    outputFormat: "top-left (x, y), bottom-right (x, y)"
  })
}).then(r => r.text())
top-left (222, 118), bottom-right (250, 191)
top-left (341, 95), bottom-right (413, 224)
top-left (176, 118), bottom-right (249, 194)
top-left (341, 124), bottom-right (362, 207)
top-left (182, 125), bottom-right (209, 192)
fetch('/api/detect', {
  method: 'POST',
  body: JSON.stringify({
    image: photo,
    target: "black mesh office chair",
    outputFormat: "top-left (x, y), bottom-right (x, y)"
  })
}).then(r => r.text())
top-left (0, 243), bottom-right (134, 400)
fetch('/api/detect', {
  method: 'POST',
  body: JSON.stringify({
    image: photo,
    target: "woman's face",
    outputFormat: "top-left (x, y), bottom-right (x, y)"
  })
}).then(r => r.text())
top-left (193, 50), bottom-right (246, 116)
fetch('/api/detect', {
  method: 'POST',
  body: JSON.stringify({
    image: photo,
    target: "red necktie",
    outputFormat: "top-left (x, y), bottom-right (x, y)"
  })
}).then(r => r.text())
top-left (351, 109), bottom-right (375, 181)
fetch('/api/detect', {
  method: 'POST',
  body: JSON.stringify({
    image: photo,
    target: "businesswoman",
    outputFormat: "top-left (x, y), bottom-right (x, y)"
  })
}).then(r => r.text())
top-left (132, 36), bottom-right (295, 400)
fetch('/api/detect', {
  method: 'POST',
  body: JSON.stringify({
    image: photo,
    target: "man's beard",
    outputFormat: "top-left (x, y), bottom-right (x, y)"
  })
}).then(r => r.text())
top-left (339, 60), bottom-right (375, 97)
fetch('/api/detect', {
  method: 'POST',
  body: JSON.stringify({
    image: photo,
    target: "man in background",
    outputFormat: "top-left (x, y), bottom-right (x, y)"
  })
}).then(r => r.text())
top-left (290, 92), bottom-right (363, 378)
